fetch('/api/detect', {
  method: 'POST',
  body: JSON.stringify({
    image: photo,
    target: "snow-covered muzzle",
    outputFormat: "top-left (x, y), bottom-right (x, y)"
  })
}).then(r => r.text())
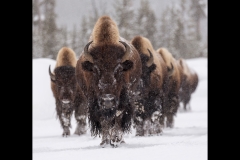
top-left (98, 94), bottom-right (119, 110)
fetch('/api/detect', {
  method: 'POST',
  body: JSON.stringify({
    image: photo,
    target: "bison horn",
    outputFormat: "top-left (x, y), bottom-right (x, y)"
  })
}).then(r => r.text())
top-left (119, 41), bottom-right (131, 62)
top-left (83, 41), bottom-right (93, 63)
top-left (48, 65), bottom-right (56, 82)
top-left (167, 62), bottom-right (174, 77)
top-left (146, 49), bottom-right (154, 67)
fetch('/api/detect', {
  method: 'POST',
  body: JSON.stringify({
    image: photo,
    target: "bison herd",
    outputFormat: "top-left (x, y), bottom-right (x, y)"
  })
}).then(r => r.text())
top-left (48, 16), bottom-right (199, 148)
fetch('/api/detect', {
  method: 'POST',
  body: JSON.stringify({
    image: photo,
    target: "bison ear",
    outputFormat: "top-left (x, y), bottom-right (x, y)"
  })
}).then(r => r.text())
top-left (82, 61), bottom-right (93, 72)
top-left (149, 63), bottom-right (156, 73)
top-left (122, 60), bottom-right (133, 71)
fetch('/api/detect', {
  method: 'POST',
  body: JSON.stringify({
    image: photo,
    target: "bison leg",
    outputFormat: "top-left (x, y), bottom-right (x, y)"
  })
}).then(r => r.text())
top-left (100, 135), bottom-right (110, 148)
top-left (143, 119), bottom-right (153, 136)
top-left (159, 115), bottom-right (165, 128)
top-left (100, 120), bottom-right (111, 148)
top-left (59, 113), bottom-right (72, 137)
top-left (56, 101), bottom-right (73, 137)
top-left (183, 101), bottom-right (187, 111)
top-left (74, 114), bottom-right (87, 135)
top-left (109, 114), bottom-right (125, 148)
top-left (135, 122), bottom-right (144, 136)
top-left (133, 101), bottom-right (144, 136)
top-left (152, 120), bottom-right (163, 135)
top-left (134, 114), bottom-right (144, 136)
top-left (73, 95), bottom-right (87, 135)
top-left (166, 114), bottom-right (174, 128)
top-left (109, 126), bottom-right (124, 148)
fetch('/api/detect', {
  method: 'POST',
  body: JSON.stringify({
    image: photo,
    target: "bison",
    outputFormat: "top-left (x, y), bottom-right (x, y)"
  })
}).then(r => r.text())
top-left (131, 36), bottom-right (170, 136)
top-left (75, 16), bottom-right (142, 147)
top-left (178, 58), bottom-right (199, 111)
top-left (49, 47), bottom-right (87, 137)
top-left (156, 48), bottom-right (183, 128)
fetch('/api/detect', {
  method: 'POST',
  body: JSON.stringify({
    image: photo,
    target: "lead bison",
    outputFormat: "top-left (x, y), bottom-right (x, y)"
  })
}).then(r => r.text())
top-left (156, 48), bottom-right (184, 128)
top-left (49, 47), bottom-right (87, 137)
top-left (75, 16), bottom-right (142, 147)
top-left (178, 58), bottom-right (198, 111)
top-left (131, 36), bottom-right (169, 136)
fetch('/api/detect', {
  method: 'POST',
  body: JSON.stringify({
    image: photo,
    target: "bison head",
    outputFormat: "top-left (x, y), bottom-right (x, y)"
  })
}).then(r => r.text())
top-left (49, 65), bottom-right (77, 112)
top-left (81, 41), bottom-right (133, 110)
top-left (139, 49), bottom-right (156, 88)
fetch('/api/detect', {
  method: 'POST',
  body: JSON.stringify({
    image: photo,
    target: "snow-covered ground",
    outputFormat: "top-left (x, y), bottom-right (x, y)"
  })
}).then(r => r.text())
top-left (33, 57), bottom-right (207, 160)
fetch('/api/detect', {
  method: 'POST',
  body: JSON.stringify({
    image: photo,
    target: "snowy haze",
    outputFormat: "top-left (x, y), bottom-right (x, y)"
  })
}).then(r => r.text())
top-left (33, 57), bottom-right (208, 160)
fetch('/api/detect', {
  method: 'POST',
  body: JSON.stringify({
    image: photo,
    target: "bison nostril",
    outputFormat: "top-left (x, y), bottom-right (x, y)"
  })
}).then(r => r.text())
top-left (100, 94), bottom-right (116, 109)
top-left (103, 100), bottom-right (114, 108)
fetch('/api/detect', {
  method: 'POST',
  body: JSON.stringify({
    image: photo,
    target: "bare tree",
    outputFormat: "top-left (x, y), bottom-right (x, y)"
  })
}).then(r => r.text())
top-left (71, 24), bottom-right (78, 53)
top-left (78, 15), bottom-right (92, 55)
top-left (189, 0), bottom-right (206, 41)
top-left (159, 3), bottom-right (180, 58)
top-left (158, 0), bottom-right (207, 59)
top-left (41, 0), bottom-right (59, 59)
top-left (112, 0), bottom-right (135, 41)
top-left (135, 0), bottom-right (157, 48)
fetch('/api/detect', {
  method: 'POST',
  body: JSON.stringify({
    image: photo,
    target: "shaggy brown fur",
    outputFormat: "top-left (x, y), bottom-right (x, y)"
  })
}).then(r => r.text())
top-left (178, 58), bottom-right (199, 111)
top-left (49, 47), bottom-right (87, 137)
top-left (91, 16), bottom-right (120, 45)
top-left (75, 16), bottom-right (142, 147)
top-left (156, 47), bottom-right (182, 128)
top-left (131, 36), bottom-right (169, 136)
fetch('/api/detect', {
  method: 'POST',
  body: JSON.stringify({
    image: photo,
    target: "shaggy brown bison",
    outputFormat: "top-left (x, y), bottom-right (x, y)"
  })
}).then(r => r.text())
top-left (49, 47), bottom-right (87, 137)
top-left (178, 58), bottom-right (199, 111)
top-left (75, 16), bottom-right (142, 147)
top-left (156, 48), bottom-right (183, 128)
top-left (131, 36), bottom-right (169, 136)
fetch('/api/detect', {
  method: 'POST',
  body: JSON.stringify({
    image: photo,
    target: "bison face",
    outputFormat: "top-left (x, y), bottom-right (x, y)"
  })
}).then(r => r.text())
top-left (81, 41), bottom-right (133, 110)
top-left (49, 65), bottom-right (77, 112)
top-left (140, 49), bottom-right (156, 89)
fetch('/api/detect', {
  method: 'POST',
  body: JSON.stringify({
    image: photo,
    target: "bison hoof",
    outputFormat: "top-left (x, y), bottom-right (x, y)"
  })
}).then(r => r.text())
top-left (110, 140), bottom-right (118, 148)
top-left (166, 122), bottom-right (174, 128)
top-left (74, 124), bottom-right (86, 135)
top-left (135, 132), bottom-right (144, 136)
top-left (62, 127), bottom-right (70, 137)
top-left (62, 131), bottom-right (70, 137)
top-left (110, 138), bottom-right (122, 148)
top-left (74, 130), bottom-right (86, 135)
top-left (100, 139), bottom-right (110, 148)
top-left (157, 132), bottom-right (163, 136)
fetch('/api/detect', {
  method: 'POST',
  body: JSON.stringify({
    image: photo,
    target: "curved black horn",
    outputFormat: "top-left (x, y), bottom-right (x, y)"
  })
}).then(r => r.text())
top-left (49, 65), bottom-right (56, 81)
top-left (83, 41), bottom-right (93, 63)
top-left (119, 41), bottom-right (131, 62)
top-left (146, 49), bottom-right (154, 67)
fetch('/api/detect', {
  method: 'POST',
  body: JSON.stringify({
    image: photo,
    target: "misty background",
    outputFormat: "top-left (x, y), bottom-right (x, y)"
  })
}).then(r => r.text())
top-left (32, 0), bottom-right (208, 60)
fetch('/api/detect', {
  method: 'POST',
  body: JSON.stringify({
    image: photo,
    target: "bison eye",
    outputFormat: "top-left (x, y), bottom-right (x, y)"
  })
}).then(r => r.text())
top-left (82, 61), bottom-right (94, 72)
top-left (148, 63), bottom-right (156, 73)
top-left (122, 60), bottom-right (133, 71)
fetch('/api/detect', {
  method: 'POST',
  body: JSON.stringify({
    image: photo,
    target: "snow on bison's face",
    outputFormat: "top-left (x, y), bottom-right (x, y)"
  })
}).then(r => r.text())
top-left (81, 41), bottom-right (134, 110)
top-left (49, 65), bottom-right (77, 112)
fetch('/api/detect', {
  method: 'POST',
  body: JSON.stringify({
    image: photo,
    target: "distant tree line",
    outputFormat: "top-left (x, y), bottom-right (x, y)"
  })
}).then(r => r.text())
top-left (33, 0), bottom-right (207, 59)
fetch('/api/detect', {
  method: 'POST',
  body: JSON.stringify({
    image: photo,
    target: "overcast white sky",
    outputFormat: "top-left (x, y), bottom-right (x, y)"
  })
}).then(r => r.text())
top-left (33, 57), bottom-right (208, 160)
